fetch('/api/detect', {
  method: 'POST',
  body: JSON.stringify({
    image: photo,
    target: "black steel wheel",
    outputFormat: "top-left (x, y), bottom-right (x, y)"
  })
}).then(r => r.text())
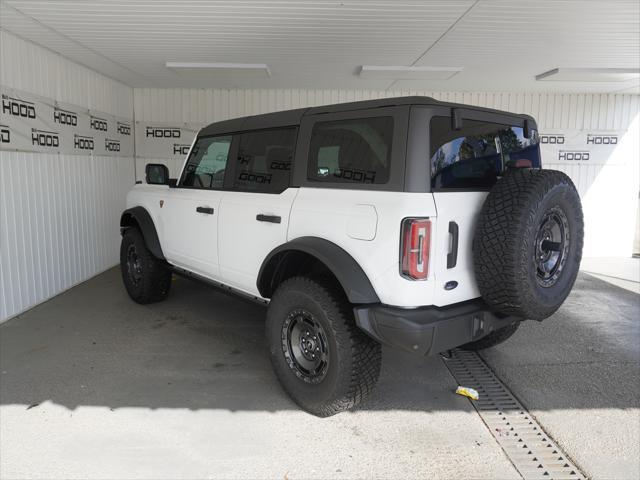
top-left (535, 207), bottom-right (570, 288)
top-left (125, 243), bottom-right (144, 287)
top-left (282, 309), bottom-right (330, 384)
top-left (120, 227), bottom-right (172, 304)
top-left (266, 276), bottom-right (381, 417)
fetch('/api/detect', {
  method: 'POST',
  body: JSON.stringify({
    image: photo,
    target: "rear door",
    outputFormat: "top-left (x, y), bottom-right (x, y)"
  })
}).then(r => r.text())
top-left (429, 113), bottom-right (540, 306)
top-left (218, 127), bottom-right (299, 295)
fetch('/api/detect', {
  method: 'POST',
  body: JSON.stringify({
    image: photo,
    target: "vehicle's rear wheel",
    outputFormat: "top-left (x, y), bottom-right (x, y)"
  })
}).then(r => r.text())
top-left (474, 169), bottom-right (584, 320)
top-left (266, 276), bottom-right (381, 417)
top-left (460, 322), bottom-right (520, 351)
top-left (120, 227), bottom-right (172, 304)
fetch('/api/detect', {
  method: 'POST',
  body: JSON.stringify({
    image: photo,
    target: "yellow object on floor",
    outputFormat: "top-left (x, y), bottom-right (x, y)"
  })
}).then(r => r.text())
top-left (456, 386), bottom-right (479, 401)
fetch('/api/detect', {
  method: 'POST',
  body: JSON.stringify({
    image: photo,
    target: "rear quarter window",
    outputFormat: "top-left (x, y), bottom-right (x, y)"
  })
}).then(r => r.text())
top-left (430, 116), bottom-right (540, 190)
top-left (307, 116), bottom-right (393, 185)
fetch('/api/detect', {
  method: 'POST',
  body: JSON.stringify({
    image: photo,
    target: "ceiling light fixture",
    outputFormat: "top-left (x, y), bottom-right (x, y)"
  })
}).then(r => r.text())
top-left (536, 68), bottom-right (640, 82)
top-left (358, 65), bottom-right (463, 80)
top-left (166, 62), bottom-right (271, 77)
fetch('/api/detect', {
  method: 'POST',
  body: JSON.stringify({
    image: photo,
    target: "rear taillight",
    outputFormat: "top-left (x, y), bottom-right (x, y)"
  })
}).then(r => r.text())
top-left (400, 218), bottom-right (431, 280)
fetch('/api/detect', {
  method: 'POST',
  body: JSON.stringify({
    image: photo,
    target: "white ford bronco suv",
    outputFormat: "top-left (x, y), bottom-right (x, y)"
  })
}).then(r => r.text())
top-left (120, 97), bottom-right (583, 416)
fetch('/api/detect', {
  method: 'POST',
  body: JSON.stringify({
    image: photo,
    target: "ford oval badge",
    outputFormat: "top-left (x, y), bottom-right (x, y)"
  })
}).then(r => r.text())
top-left (444, 281), bottom-right (458, 291)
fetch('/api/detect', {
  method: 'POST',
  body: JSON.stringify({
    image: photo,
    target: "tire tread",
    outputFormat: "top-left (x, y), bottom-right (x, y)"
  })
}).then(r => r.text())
top-left (474, 169), bottom-right (583, 319)
top-left (268, 276), bottom-right (381, 417)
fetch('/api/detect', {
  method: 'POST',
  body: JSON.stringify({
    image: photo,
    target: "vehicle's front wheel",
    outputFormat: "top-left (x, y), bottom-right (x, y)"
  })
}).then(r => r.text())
top-left (266, 276), bottom-right (381, 417)
top-left (120, 227), bottom-right (172, 304)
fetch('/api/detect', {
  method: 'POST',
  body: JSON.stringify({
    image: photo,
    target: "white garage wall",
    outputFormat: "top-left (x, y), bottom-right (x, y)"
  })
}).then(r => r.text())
top-left (0, 31), bottom-right (135, 322)
top-left (134, 88), bottom-right (640, 258)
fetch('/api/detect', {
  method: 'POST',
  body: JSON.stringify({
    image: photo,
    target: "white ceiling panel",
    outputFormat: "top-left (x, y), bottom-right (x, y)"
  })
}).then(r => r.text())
top-left (411, 1), bottom-right (640, 93)
top-left (1, 0), bottom-right (638, 92)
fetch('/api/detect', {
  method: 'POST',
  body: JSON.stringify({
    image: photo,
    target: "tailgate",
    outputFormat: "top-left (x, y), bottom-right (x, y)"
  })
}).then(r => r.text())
top-left (431, 191), bottom-right (488, 306)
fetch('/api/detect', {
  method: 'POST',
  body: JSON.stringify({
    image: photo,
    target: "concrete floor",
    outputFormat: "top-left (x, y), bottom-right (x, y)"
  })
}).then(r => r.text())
top-left (580, 256), bottom-right (640, 294)
top-left (0, 268), bottom-right (638, 479)
top-left (482, 272), bottom-right (640, 479)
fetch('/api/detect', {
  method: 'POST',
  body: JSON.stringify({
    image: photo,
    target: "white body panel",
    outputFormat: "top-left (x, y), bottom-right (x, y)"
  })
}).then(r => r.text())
top-left (431, 192), bottom-right (487, 305)
top-left (126, 184), bottom-right (167, 238)
top-left (127, 185), bottom-right (224, 280)
top-left (287, 188), bottom-right (439, 307)
top-left (126, 184), bottom-right (484, 308)
top-left (218, 189), bottom-right (299, 295)
top-left (161, 189), bottom-right (224, 278)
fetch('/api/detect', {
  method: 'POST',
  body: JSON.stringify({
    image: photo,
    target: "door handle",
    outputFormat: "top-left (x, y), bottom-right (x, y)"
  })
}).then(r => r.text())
top-left (447, 221), bottom-right (459, 269)
top-left (196, 206), bottom-right (214, 215)
top-left (256, 214), bottom-right (281, 224)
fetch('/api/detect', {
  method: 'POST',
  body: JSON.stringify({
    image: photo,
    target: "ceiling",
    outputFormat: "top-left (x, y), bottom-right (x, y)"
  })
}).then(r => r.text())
top-left (1, 0), bottom-right (639, 93)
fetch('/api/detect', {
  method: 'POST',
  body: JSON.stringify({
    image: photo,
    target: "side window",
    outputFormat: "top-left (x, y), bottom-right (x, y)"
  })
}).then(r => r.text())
top-left (308, 116), bottom-right (393, 185)
top-left (180, 135), bottom-right (232, 189)
top-left (430, 116), bottom-right (540, 190)
top-left (233, 127), bottom-right (297, 193)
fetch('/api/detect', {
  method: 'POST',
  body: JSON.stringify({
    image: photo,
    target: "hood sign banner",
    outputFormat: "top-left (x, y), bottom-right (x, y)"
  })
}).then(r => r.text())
top-left (134, 121), bottom-right (201, 160)
top-left (539, 129), bottom-right (623, 165)
top-left (0, 85), bottom-right (133, 157)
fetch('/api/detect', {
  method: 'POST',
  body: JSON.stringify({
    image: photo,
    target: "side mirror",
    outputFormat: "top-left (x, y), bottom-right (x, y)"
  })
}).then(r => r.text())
top-left (145, 163), bottom-right (169, 185)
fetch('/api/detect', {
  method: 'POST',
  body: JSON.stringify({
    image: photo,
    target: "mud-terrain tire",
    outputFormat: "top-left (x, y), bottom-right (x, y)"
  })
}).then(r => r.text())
top-left (460, 322), bottom-right (520, 351)
top-left (474, 169), bottom-right (583, 320)
top-left (120, 227), bottom-right (172, 304)
top-left (266, 276), bottom-right (381, 417)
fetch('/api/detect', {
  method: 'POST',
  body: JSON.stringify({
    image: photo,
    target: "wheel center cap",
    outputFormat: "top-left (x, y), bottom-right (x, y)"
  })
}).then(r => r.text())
top-left (300, 333), bottom-right (317, 359)
top-left (537, 230), bottom-right (553, 258)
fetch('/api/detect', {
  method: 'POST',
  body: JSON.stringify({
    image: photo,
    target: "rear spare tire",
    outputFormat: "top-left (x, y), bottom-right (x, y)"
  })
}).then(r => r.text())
top-left (474, 169), bottom-right (583, 320)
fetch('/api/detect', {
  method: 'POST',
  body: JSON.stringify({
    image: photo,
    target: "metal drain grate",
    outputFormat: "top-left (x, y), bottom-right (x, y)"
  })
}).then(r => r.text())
top-left (444, 349), bottom-right (586, 480)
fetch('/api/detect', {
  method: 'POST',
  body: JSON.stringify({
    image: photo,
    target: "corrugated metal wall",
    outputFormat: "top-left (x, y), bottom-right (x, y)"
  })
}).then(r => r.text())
top-left (134, 88), bottom-right (640, 258)
top-left (0, 31), bottom-right (135, 322)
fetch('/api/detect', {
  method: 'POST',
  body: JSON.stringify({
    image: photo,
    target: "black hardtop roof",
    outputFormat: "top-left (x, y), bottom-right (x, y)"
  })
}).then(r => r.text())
top-left (198, 95), bottom-right (534, 137)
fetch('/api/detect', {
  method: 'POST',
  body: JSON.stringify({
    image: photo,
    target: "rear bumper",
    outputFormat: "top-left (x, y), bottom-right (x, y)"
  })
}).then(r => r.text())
top-left (354, 299), bottom-right (519, 356)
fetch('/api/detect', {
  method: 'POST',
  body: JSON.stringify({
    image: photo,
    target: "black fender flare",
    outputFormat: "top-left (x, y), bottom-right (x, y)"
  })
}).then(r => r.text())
top-left (257, 237), bottom-right (380, 304)
top-left (120, 206), bottom-right (165, 260)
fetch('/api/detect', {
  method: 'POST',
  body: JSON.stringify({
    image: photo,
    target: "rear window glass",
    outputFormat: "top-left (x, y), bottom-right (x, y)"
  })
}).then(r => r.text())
top-left (430, 116), bottom-right (540, 190)
top-left (233, 127), bottom-right (297, 194)
top-left (308, 116), bottom-right (393, 184)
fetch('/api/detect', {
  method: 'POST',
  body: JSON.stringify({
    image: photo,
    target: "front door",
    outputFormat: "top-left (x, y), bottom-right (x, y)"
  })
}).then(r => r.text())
top-left (218, 127), bottom-right (299, 295)
top-left (161, 134), bottom-right (232, 280)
